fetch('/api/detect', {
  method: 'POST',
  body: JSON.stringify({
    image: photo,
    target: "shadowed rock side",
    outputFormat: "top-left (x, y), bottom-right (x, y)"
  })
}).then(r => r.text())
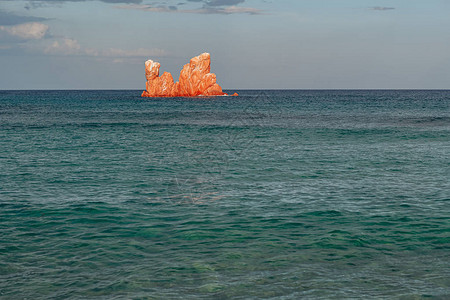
top-left (141, 53), bottom-right (238, 97)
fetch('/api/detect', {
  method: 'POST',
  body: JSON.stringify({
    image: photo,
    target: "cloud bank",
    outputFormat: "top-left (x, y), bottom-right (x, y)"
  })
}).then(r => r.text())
top-left (0, 6), bottom-right (165, 60)
top-left (42, 37), bottom-right (166, 60)
top-left (0, 22), bottom-right (49, 40)
top-left (4, 0), bottom-right (263, 15)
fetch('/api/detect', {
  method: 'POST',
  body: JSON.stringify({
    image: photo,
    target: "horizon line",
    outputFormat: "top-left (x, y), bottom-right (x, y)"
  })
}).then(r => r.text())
top-left (1, 88), bottom-right (450, 91)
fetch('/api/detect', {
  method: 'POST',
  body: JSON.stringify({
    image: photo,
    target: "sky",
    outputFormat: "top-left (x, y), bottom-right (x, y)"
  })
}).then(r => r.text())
top-left (0, 0), bottom-right (449, 89)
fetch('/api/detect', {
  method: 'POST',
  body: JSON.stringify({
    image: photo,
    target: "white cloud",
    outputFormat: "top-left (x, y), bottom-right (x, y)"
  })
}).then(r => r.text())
top-left (44, 38), bottom-right (81, 54)
top-left (0, 22), bottom-right (49, 39)
top-left (39, 37), bottom-right (166, 59)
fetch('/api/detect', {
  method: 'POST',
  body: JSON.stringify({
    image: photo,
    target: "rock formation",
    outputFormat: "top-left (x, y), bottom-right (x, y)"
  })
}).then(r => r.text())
top-left (141, 53), bottom-right (238, 97)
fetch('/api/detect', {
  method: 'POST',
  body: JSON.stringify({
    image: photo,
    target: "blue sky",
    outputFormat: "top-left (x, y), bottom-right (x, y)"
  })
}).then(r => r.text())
top-left (0, 0), bottom-right (449, 89)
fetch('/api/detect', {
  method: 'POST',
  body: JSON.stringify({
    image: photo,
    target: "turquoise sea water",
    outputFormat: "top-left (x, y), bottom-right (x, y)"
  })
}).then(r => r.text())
top-left (0, 90), bottom-right (449, 299)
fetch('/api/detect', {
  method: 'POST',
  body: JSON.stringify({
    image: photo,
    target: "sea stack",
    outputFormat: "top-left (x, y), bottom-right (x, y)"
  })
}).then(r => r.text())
top-left (141, 53), bottom-right (238, 97)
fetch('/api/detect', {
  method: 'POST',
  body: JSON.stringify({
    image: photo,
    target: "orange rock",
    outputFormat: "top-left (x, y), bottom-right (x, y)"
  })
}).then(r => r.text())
top-left (142, 53), bottom-right (237, 97)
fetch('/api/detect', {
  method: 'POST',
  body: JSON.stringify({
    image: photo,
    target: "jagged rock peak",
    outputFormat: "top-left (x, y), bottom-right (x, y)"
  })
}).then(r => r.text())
top-left (142, 53), bottom-right (238, 97)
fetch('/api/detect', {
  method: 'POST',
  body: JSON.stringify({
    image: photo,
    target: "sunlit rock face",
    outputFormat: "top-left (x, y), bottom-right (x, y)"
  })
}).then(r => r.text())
top-left (141, 53), bottom-right (237, 97)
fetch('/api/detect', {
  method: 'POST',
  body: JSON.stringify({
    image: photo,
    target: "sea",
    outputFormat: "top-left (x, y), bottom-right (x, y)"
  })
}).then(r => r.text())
top-left (0, 90), bottom-right (449, 299)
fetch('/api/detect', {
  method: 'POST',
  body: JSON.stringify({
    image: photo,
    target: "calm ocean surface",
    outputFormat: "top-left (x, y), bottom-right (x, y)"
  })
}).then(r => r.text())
top-left (0, 90), bottom-right (449, 299)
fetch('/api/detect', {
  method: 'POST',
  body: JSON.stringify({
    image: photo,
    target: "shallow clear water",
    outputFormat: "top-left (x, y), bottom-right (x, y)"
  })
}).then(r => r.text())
top-left (0, 90), bottom-right (449, 299)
